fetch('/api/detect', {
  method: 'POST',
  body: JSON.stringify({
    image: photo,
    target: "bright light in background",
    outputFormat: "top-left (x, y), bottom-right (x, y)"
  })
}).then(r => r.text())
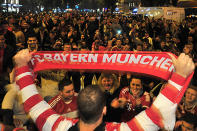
top-left (41, 6), bottom-right (44, 12)
top-left (146, 8), bottom-right (150, 11)
top-left (2, 0), bottom-right (21, 12)
top-left (133, 8), bottom-right (138, 12)
top-left (75, 5), bottom-right (79, 9)
top-left (115, 7), bottom-right (119, 12)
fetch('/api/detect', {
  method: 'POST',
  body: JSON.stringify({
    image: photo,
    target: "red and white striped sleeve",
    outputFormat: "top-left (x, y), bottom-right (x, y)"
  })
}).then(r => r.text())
top-left (119, 73), bottom-right (187, 131)
top-left (15, 66), bottom-right (76, 131)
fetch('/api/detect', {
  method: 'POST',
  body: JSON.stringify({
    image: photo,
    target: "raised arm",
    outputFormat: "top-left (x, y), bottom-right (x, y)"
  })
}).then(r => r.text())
top-left (119, 53), bottom-right (195, 131)
top-left (14, 49), bottom-right (76, 131)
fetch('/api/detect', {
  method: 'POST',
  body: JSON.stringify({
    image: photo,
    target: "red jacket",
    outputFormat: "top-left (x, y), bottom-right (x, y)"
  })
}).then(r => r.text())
top-left (48, 94), bottom-right (78, 119)
top-left (119, 87), bottom-right (151, 122)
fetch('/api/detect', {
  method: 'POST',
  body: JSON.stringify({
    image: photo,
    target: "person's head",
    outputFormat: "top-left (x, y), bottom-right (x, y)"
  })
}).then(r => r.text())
top-left (185, 85), bottom-right (197, 104)
top-left (181, 112), bottom-right (197, 131)
top-left (81, 34), bottom-right (85, 40)
top-left (8, 17), bottom-right (15, 25)
top-left (21, 20), bottom-right (29, 29)
top-left (155, 36), bottom-right (161, 42)
top-left (58, 79), bottom-right (74, 102)
top-left (165, 33), bottom-right (171, 39)
top-left (107, 40), bottom-right (112, 47)
top-left (77, 85), bottom-right (106, 124)
top-left (0, 20), bottom-right (9, 31)
top-left (142, 38), bottom-right (150, 50)
top-left (30, 17), bottom-right (35, 24)
top-left (72, 43), bottom-right (78, 51)
top-left (60, 20), bottom-right (65, 27)
top-left (183, 43), bottom-right (193, 55)
top-left (124, 38), bottom-right (129, 45)
top-left (160, 41), bottom-right (166, 49)
top-left (129, 76), bottom-right (143, 98)
top-left (60, 29), bottom-right (67, 37)
top-left (49, 30), bottom-right (57, 39)
top-left (80, 41), bottom-right (86, 47)
top-left (94, 39), bottom-right (100, 50)
top-left (63, 43), bottom-right (71, 51)
top-left (27, 34), bottom-right (38, 51)
top-left (104, 35), bottom-right (108, 41)
top-left (0, 34), bottom-right (5, 48)
top-left (187, 36), bottom-right (193, 43)
top-left (135, 32), bottom-right (139, 37)
top-left (145, 32), bottom-right (149, 38)
top-left (136, 43), bottom-right (143, 51)
top-left (98, 73), bottom-right (119, 94)
top-left (116, 39), bottom-right (122, 48)
top-left (52, 18), bottom-right (58, 25)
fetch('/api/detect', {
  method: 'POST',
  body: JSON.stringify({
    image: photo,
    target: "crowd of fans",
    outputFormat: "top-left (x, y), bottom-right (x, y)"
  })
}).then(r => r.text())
top-left (0, 11), bottom-right (197, 131)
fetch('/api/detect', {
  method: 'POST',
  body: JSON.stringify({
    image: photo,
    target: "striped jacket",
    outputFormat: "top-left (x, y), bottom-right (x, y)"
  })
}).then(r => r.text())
top-left (16, 66), bottom-right (188, 131)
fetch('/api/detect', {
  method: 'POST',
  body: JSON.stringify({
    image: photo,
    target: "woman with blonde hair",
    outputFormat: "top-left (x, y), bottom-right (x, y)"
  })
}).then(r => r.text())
top-left (97, 73), bottom-right (122, 122)
top-left (98, 73), bottom-right (119, 94)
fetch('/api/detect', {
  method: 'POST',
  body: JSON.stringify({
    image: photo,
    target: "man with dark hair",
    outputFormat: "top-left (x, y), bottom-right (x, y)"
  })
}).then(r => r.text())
top-left (48, 78), bottom-right (78, 119)
top-left (111, 39), bottom-right (123, 51)
top-left (69, 85), bottom-right (106, 130)
top-left (14, 50), bottom-right (195, 131)
top-left (63, 43), bottom-right (72, 51)
top-left (27, 34), bottom-right (39, 52)
top-left (116, 76), bottom-right (151, 122)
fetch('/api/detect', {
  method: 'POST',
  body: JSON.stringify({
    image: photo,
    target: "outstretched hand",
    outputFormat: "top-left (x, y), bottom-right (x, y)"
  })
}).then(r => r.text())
top-left (168, 53), bottom-right (195, 78)
top-left (14, 49), bottom-right (33, 68)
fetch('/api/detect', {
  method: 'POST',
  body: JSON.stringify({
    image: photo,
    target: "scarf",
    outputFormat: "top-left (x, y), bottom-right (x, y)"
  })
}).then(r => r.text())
top-left (30, 51), bottom-right (194, 103)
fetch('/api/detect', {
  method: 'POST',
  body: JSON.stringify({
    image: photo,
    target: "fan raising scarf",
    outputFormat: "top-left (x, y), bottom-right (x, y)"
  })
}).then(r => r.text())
top-left (30, 51), bottom-right (194, 103)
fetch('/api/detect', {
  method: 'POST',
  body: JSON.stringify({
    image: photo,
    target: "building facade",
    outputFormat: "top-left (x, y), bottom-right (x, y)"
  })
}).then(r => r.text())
top-left (2, 0), bottom-right (21, 12)
top-left (118, 0), bottom-right (141, 13)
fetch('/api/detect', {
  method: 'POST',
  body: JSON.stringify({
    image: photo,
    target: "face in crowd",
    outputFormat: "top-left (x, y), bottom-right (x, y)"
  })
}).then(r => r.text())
top-left (63, 44), bottom-right (71, 51)
top-left (27, 37), bottom-right (38, 52)
top-left (61, 83), bottom-right (75, 102)
top-left (101, 77), bottom-right (113, 91)
top-left (136, 44), bottom-right (143, 51)
top-left (116, 40), bottom-right (122, 48)
top-left (183, 44), bottom-right (193, 55)
top-left (130, 78), bottom-right (143, 98)
top-left (21, 20), bottom-right (29, 29)
top-left (160, 41), bottom-right (166, 49)
top-left (185, 88), bottom-right (197, 104)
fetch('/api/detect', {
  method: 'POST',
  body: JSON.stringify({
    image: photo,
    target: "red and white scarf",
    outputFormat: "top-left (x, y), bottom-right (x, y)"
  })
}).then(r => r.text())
top-left (31, 51), bottom-right (194, 103)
